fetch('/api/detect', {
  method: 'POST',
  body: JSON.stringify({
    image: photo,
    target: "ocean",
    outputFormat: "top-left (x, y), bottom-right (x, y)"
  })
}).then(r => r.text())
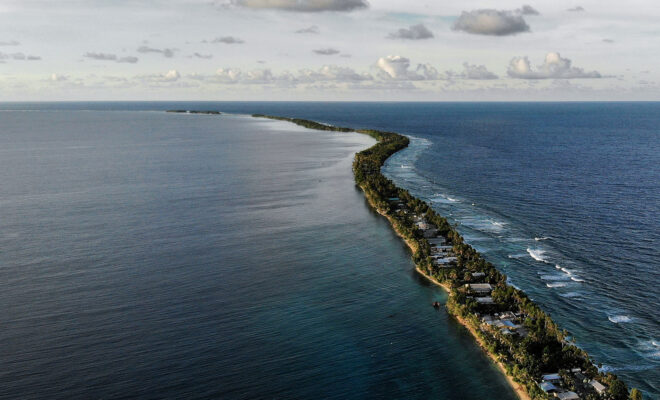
top-left (0, 102), bottom-right (658, 399)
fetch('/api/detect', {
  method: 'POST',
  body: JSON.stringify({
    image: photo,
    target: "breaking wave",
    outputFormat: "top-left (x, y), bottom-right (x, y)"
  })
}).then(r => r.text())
top-left (608, 315), bottom-right (633, 324)
top-left (527, 248), bottom-right (550, 263)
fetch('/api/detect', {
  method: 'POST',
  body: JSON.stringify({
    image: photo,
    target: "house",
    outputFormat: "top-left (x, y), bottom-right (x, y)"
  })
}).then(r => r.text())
top-left (466, 283), bottom-right (493, 295)
top-left (434, 256), bottom-right (457, 264)
top-left (590, 380), bottom-right (607, 395)
top-left (475, 297), bottom-right (494, 304)
top-left (471, 272), bottom-right (486, 279)
top-left (423, 229), bottom-right (439, 238)
top-left (556, 391), bottom-right (580, 400)
top-left (427, 238), bottom-right (447, 245)
top-left (542, 373), bottom-right (562, 383)
top-left (539, 382), bottom-right (558, 393)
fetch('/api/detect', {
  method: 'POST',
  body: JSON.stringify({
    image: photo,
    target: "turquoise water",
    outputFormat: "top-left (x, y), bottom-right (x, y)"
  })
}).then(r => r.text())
top-left (0, 110), bottom-right (518, 399)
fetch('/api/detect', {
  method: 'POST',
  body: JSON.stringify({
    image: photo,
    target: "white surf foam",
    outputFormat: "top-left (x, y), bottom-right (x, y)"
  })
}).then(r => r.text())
top-left (535, 236), bottom-right (551, 241)
top-left (570, 277), bottom-right (585, 282)
top-left (527, 248), bottom-right (550, 263)
top-left (559, 292), bottom-right (582, 298)
top-left (546, 282), bottom-right (569, 288)
top-left (608, 315), bottom-right (633, 324)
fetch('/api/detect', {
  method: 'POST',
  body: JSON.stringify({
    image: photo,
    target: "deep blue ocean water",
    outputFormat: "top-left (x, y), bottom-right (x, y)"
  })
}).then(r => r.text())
top-left (1, 102), bottom-right (658, 399)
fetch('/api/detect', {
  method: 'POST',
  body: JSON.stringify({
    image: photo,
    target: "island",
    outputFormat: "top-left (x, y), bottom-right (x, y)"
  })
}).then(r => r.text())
top-left (250, 114), bottom-right (642, 400)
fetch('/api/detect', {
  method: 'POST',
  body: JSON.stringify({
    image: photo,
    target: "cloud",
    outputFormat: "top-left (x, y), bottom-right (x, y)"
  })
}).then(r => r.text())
top-left (298, 65), bottom-right (372, 82)
top-left (313, 48), bottom-right (340, 55)
top-left (461, 62), bottom-right (498, 80)
top-left (229, 0), bottom-right (368, 12)
top-left (193, 52), bottom-right (213, 59)
top-left (567, 6), bottom-right (584, 12)
top-left (295, 25), bottom-right (320, 34)
top-left (507, 52), bottom-right (602, 79)
top-left (84, 52), bottom-right (117, 61)
top-left (376, 55), bottom-right (439, 81)
top-left (212, 36), bottom-right (245, 44)
top-left (602, 39), bottom-right (614, 43)
top-left (0, 52), bottom-right (41, 61)
top-left (387, 24), bottom-right (434, 40)
top-left (84, 52), bottom-right (138, 63)
top-left (118, 56), bottom-right (139, 63)
top-left (50, 73), bottom-right (68, 82)
top-left (137, 46), bottom-right (175, 58)
top-left (140, 69), bottom-right (180, 84)
top-left (452, 9), bottom-right (530, 36)
top-left (517, 5), bottom-right (539, 15)
top-left (0, 40), bottom-right (20, 46)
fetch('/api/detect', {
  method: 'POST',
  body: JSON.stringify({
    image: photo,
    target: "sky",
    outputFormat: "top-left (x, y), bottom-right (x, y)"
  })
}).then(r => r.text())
top-left (0, 0), bottom-right (658, 101)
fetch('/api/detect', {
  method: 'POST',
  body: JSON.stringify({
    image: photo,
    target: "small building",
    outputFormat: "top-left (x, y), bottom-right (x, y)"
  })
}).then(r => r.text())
top-left (423, 229), bottom-right (439, 238)
top-left (589, 380), bottom-right (607, 395)
top-left (466, 283), bottom-right (493, 295)
top-left (475, 297), bottom-right (494, 304)
top-left (471, 272), bottom-right (486, 279)
top-left (539, 382), bottom-right (558, 393)
top-left (542, 373), bottom-right (562, 383)
top-left (556, 391), bottom-right (580, 400)
top-left (427, 238), bottom-right (447, 245)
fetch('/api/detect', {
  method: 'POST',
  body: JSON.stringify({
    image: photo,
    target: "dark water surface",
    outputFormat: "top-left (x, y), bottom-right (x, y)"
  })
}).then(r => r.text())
top-left (0, 110), bottom-right (519, 399)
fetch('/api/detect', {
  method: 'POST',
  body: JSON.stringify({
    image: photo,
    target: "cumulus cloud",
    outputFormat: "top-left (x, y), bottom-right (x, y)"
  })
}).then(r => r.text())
top-left (298, 65), bottom-right (372, 82)
top-left (376, 55), bottom-right (439, 81)
top-left (517, 5), bottom-right (539, 15)
top-left (212, 36), bottom-right (245, 44)
top-left (50, 73), bottom-right (68, 82)
top-left (461, 63), bottom-right (498, 80)
top-left (84, 52), bottom-right (117, 61)
top-left (229, 0), bottom-right (368, 12)
top-left (295, 25), bottom-right (320, 34)
top-left (507, 52), bottom-right (601, 79)
top-left (0, 40), bottom-right (20, 46)
top-left (193, 64), bottom-right (371, 86)
top-left (567, 6), bottom-right (584, 12)
top-left (137, 46), bottom-right (175, 58)
top-left (387, 24), bottom-right (434, 40)
top-left (313, 48), bottom-right (340, 55)
top-left (452, 9), bottom-right (530, 36)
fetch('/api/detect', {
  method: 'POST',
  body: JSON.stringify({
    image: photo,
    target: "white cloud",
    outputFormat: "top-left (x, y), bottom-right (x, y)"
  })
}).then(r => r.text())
top-left (461, 63), bottom-right (498, 80)
top-left (452, 9), bottom-right (530, 36)
top-left (387, 24), bottom-right (434, 40)
top-left (507, 52), bottom-right (602, 79)
top-left (567, 6), bottom-right (585, 12)
top-left (229, 0), bottom-right (368, 12)
top-left (50, 73), bottom-right (67, 82)
top-left (298, 65), bottom-right (372, 82)
top-left (376, 55), bottom-right (438, 81)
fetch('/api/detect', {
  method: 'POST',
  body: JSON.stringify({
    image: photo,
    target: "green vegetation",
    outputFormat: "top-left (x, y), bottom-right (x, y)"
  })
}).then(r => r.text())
top-left (252, 113), bottom-right (640, 400)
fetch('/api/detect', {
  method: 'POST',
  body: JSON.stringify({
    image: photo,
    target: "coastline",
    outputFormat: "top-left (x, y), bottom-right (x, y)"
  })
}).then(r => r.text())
top-left (367, 183), bottom-right (530, 400)
top-left (183, 112), bottom-right (637, 400)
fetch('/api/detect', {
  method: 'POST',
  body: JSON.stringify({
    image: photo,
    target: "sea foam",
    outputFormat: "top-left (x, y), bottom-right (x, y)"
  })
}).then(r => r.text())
top-left (608, 315), bottom-right (633, 324)
top-left (527, 248), bottom-right (549, 263)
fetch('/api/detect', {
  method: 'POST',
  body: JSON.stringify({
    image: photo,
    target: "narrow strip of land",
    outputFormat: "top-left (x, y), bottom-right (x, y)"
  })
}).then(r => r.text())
top-left (250, 114), bottom-right (639, 400)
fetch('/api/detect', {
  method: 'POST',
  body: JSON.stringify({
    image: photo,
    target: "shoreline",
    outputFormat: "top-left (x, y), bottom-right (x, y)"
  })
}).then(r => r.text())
top-left (181, 112), bottom-right (637, 400)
